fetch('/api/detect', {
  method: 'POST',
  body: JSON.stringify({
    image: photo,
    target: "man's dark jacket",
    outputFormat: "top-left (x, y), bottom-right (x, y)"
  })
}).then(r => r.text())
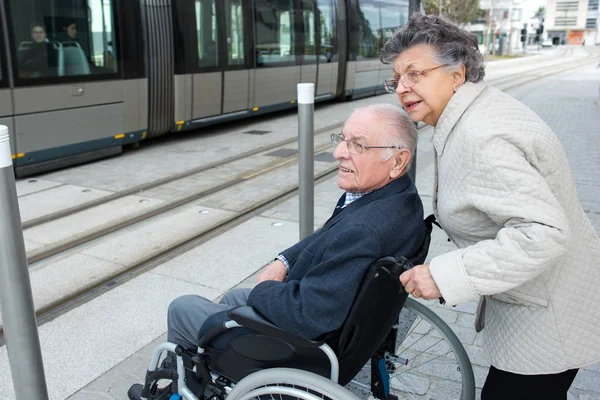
top-left (247, 174), bottom-right (425, 339)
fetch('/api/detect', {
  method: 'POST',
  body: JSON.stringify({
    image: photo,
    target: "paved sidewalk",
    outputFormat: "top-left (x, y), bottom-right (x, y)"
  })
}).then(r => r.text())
top-left (64, 63), bottom-right (600, 400)
top-left (0, 49), bottom-right (597, 400)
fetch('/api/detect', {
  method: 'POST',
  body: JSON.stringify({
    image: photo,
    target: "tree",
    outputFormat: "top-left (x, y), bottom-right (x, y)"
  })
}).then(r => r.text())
top-left (535, 6), bottom-right (545, 20)
top-left (421, 0), bottom-right (480, 25)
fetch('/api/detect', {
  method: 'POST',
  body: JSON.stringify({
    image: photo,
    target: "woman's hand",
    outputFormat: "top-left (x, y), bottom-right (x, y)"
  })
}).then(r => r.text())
top-left (400, 262), bottom-right (442, 300)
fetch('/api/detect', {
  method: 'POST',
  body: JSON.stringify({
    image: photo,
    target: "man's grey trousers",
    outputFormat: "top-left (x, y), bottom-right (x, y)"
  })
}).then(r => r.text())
top-left (168, 288), bottom-right (253, 349)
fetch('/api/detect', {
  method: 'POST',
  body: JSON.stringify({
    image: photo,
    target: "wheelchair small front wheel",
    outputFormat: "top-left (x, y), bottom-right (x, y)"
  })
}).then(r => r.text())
top-left (226, 368), bottom-right (361, 400)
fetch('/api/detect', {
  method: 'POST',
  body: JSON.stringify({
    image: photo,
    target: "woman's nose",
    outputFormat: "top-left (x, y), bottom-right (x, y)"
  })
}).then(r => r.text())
top-left (396, 80), bottom-right (412, 95)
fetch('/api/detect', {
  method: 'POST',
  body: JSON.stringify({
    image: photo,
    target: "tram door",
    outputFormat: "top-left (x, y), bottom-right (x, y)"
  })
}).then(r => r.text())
top-left (315, 0), bottom-right (338, 98)
top-left (0, 12), bottom-right (15, 156)
top-left (300, 0), bottom-right (337, 99)
top-left (171, 0), bottom-right (251, 123)
top-left (252, 0), bottom-right (301, 110)
top-left (219, 0), bottom-right (252, 114)
top-left (140, 0), bottom-right (175, 138)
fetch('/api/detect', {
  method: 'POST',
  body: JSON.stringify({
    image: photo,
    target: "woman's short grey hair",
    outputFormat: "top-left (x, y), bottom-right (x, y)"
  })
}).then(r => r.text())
top-left (380, 13), bottom-right (485, 83)
top-left (363, 104), bottom-right (417, 169)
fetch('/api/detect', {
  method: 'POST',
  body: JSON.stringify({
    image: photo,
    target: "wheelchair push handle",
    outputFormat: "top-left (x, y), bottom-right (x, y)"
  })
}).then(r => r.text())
top-left (393, 256), bottom-right (446, 305)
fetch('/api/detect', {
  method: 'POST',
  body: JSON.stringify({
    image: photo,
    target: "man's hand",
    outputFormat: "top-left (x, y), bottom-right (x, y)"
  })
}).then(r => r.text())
top-left (399, 263), bottom-right (442, 300)
top-left (257, 259), bottom-right (288, 284)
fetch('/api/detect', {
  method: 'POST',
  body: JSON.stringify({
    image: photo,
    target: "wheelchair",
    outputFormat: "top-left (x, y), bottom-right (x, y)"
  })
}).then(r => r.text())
top-left (129, 217), bottom-right (475, 400)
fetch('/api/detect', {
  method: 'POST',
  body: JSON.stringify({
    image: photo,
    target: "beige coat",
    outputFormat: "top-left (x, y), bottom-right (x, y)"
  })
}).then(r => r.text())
top-left (428, 81), bottom-right (600, 374)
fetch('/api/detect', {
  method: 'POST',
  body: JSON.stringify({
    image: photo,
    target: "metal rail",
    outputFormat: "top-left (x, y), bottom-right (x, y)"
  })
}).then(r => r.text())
top-left (0, 166), bottom-right (340, 345)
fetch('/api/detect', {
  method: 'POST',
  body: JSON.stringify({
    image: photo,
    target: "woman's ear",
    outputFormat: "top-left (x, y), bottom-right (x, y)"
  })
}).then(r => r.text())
top-left (452, 64), bottom-right (467, 88)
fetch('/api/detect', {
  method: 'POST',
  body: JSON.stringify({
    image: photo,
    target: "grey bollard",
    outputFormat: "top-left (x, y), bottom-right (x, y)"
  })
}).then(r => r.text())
top-left (297, 83), bottom-right (315, 240)
top-left (0, 126), bottom-right (49, 400)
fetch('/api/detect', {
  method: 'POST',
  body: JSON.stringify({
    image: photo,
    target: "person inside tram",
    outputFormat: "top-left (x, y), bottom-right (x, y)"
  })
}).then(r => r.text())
top-left (57, 20), bottom-right (82, 45)
top-left (18, 23), bottom-right (58, 78)
top-left (128, 104), bottom-right (426, 399)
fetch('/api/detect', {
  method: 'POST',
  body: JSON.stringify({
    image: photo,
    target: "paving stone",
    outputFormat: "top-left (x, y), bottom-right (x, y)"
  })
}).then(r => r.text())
top-left (428, 379), bottom-right (463, 400)
top-left (571, 369), bottom-right (600, 393)
top-left (428, 306), bottom-right (459, 325)
top-left (472, 364), bottom-right (490, 389)
top-left (455, 312), bottom-right (477, 329)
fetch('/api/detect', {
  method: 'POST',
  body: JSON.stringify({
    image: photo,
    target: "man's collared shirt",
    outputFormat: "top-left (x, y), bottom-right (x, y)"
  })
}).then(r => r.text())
top-left (343, 191), bottom-right (369, 208)
top-left (276, 191), bottom-right (371, 271)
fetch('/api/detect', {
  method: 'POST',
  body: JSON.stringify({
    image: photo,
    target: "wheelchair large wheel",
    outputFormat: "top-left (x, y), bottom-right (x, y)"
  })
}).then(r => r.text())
top-left (349, 297), bottom-right (476, 400)
top-left (227, 368), bottom-right (361, 400)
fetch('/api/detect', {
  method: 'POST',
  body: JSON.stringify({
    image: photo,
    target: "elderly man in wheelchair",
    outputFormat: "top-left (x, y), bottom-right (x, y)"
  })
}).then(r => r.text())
top-left (128, 104), bottom-right (430, 400)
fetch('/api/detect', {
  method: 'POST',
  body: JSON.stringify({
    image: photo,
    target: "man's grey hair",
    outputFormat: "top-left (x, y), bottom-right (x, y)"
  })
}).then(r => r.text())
top-left (380, 13), bottom-right (485, 83)
top-left (362, 104), bottom-right (417, 169)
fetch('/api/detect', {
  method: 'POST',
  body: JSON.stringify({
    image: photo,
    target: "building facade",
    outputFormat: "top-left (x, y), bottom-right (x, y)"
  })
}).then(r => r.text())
top-left (545, 0), bottom-right (599, 45)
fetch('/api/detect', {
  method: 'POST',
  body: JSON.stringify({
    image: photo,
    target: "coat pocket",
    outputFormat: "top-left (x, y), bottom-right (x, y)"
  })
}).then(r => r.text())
top-left (491, 278), bottom-right (549, 308)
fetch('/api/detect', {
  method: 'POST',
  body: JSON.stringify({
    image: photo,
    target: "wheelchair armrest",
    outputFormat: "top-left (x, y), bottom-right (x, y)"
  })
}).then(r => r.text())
top-left (228, 305), bottom-right (325, 348)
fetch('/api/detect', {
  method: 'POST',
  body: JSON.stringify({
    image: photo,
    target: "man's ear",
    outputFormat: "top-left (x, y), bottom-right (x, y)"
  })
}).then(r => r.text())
top-left (390, 149), bottom-right (411, 179)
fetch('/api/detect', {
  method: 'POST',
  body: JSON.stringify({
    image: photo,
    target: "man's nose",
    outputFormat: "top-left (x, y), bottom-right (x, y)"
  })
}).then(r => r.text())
top-left (333, 140), bottom-right (348, 159)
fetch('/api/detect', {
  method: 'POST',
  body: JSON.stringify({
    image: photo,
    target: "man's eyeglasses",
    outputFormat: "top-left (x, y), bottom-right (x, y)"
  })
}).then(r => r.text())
top-left (383, 64), bottom-right (448, 93)
top-left (330, 133), bottom-right (399, 155)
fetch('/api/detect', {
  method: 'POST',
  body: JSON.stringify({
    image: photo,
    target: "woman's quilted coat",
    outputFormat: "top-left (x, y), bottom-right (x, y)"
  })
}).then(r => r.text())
top-left (428, 81), bottom-right (600, 374)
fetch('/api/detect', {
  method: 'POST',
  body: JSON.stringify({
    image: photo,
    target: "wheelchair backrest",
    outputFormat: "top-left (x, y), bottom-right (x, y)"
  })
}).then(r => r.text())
top-left (333, 215), bottom-right (435, 384)
top-left (333, 257), bottom-right (410, 385)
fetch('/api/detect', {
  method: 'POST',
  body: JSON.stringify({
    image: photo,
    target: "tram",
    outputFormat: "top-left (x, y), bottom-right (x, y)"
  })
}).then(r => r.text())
top-left (0, 0), bottom-right (416, 177)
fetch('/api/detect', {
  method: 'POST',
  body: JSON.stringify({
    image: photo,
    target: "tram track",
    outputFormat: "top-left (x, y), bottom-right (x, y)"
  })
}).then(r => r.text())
top-left (25, 141), bottom-right (335, 265)
top-left (3, 47), bottom-right (595, 345)
top-left (0, 165), bottom-right (340, 345)
top-left (22, 121), bottom-right (347, 230)
top-left (486, 47), bottom-right (596, 91)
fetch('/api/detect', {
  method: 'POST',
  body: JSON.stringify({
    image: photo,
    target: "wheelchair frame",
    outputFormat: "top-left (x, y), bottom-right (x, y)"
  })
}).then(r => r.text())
top-left (144, 340), bottom-right (349, 400)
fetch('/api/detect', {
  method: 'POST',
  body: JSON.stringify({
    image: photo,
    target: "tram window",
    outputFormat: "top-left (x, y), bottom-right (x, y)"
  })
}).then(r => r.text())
top-left (254, 0), bottom-right (298, 66)
top-left (195, 0), bottom-right (218, 68)
top-left (302, 1), bottom-right (317, 62)
top-left (356, 0), bottom-right (381, 59)
top-left (316, 0), bottom-right (336, 62)
top-left (380, 0), bottom-right (408, 40)
top-left (226, 0), bottom-right (244, 66)
top-left (9, 0), bottom-right (118, 80)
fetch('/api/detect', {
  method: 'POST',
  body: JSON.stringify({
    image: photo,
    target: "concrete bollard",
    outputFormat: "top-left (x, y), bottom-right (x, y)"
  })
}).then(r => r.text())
top-left (0, 125), bottom-right (49, 400)
top-left (297, 83), bottom-right (315, 240)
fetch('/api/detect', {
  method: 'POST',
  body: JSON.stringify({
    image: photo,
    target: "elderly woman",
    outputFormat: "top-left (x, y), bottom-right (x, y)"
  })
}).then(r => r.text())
top-left (383, 14), bottom-right (600, 399)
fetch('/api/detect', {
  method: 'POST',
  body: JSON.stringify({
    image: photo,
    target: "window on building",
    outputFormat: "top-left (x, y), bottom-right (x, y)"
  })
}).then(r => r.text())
top-left (254, 0), bottom-right (297, 66)
top-left (588, 0), bottom-right (598, 10)
top-left (226, 0), bottom-right (245, 66)
top-left (556, 1), bottom-right (579, 10)
top-left (10, 0), bottom-right (118, 80)
top-left (555, 17), bottom-right (578, 26)
top-left (586, 17), bottom-right (597, 28)
top-left (196, 0), bottom-right (218, 68)
top-left (357, 0), bottom-right (381, 59)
